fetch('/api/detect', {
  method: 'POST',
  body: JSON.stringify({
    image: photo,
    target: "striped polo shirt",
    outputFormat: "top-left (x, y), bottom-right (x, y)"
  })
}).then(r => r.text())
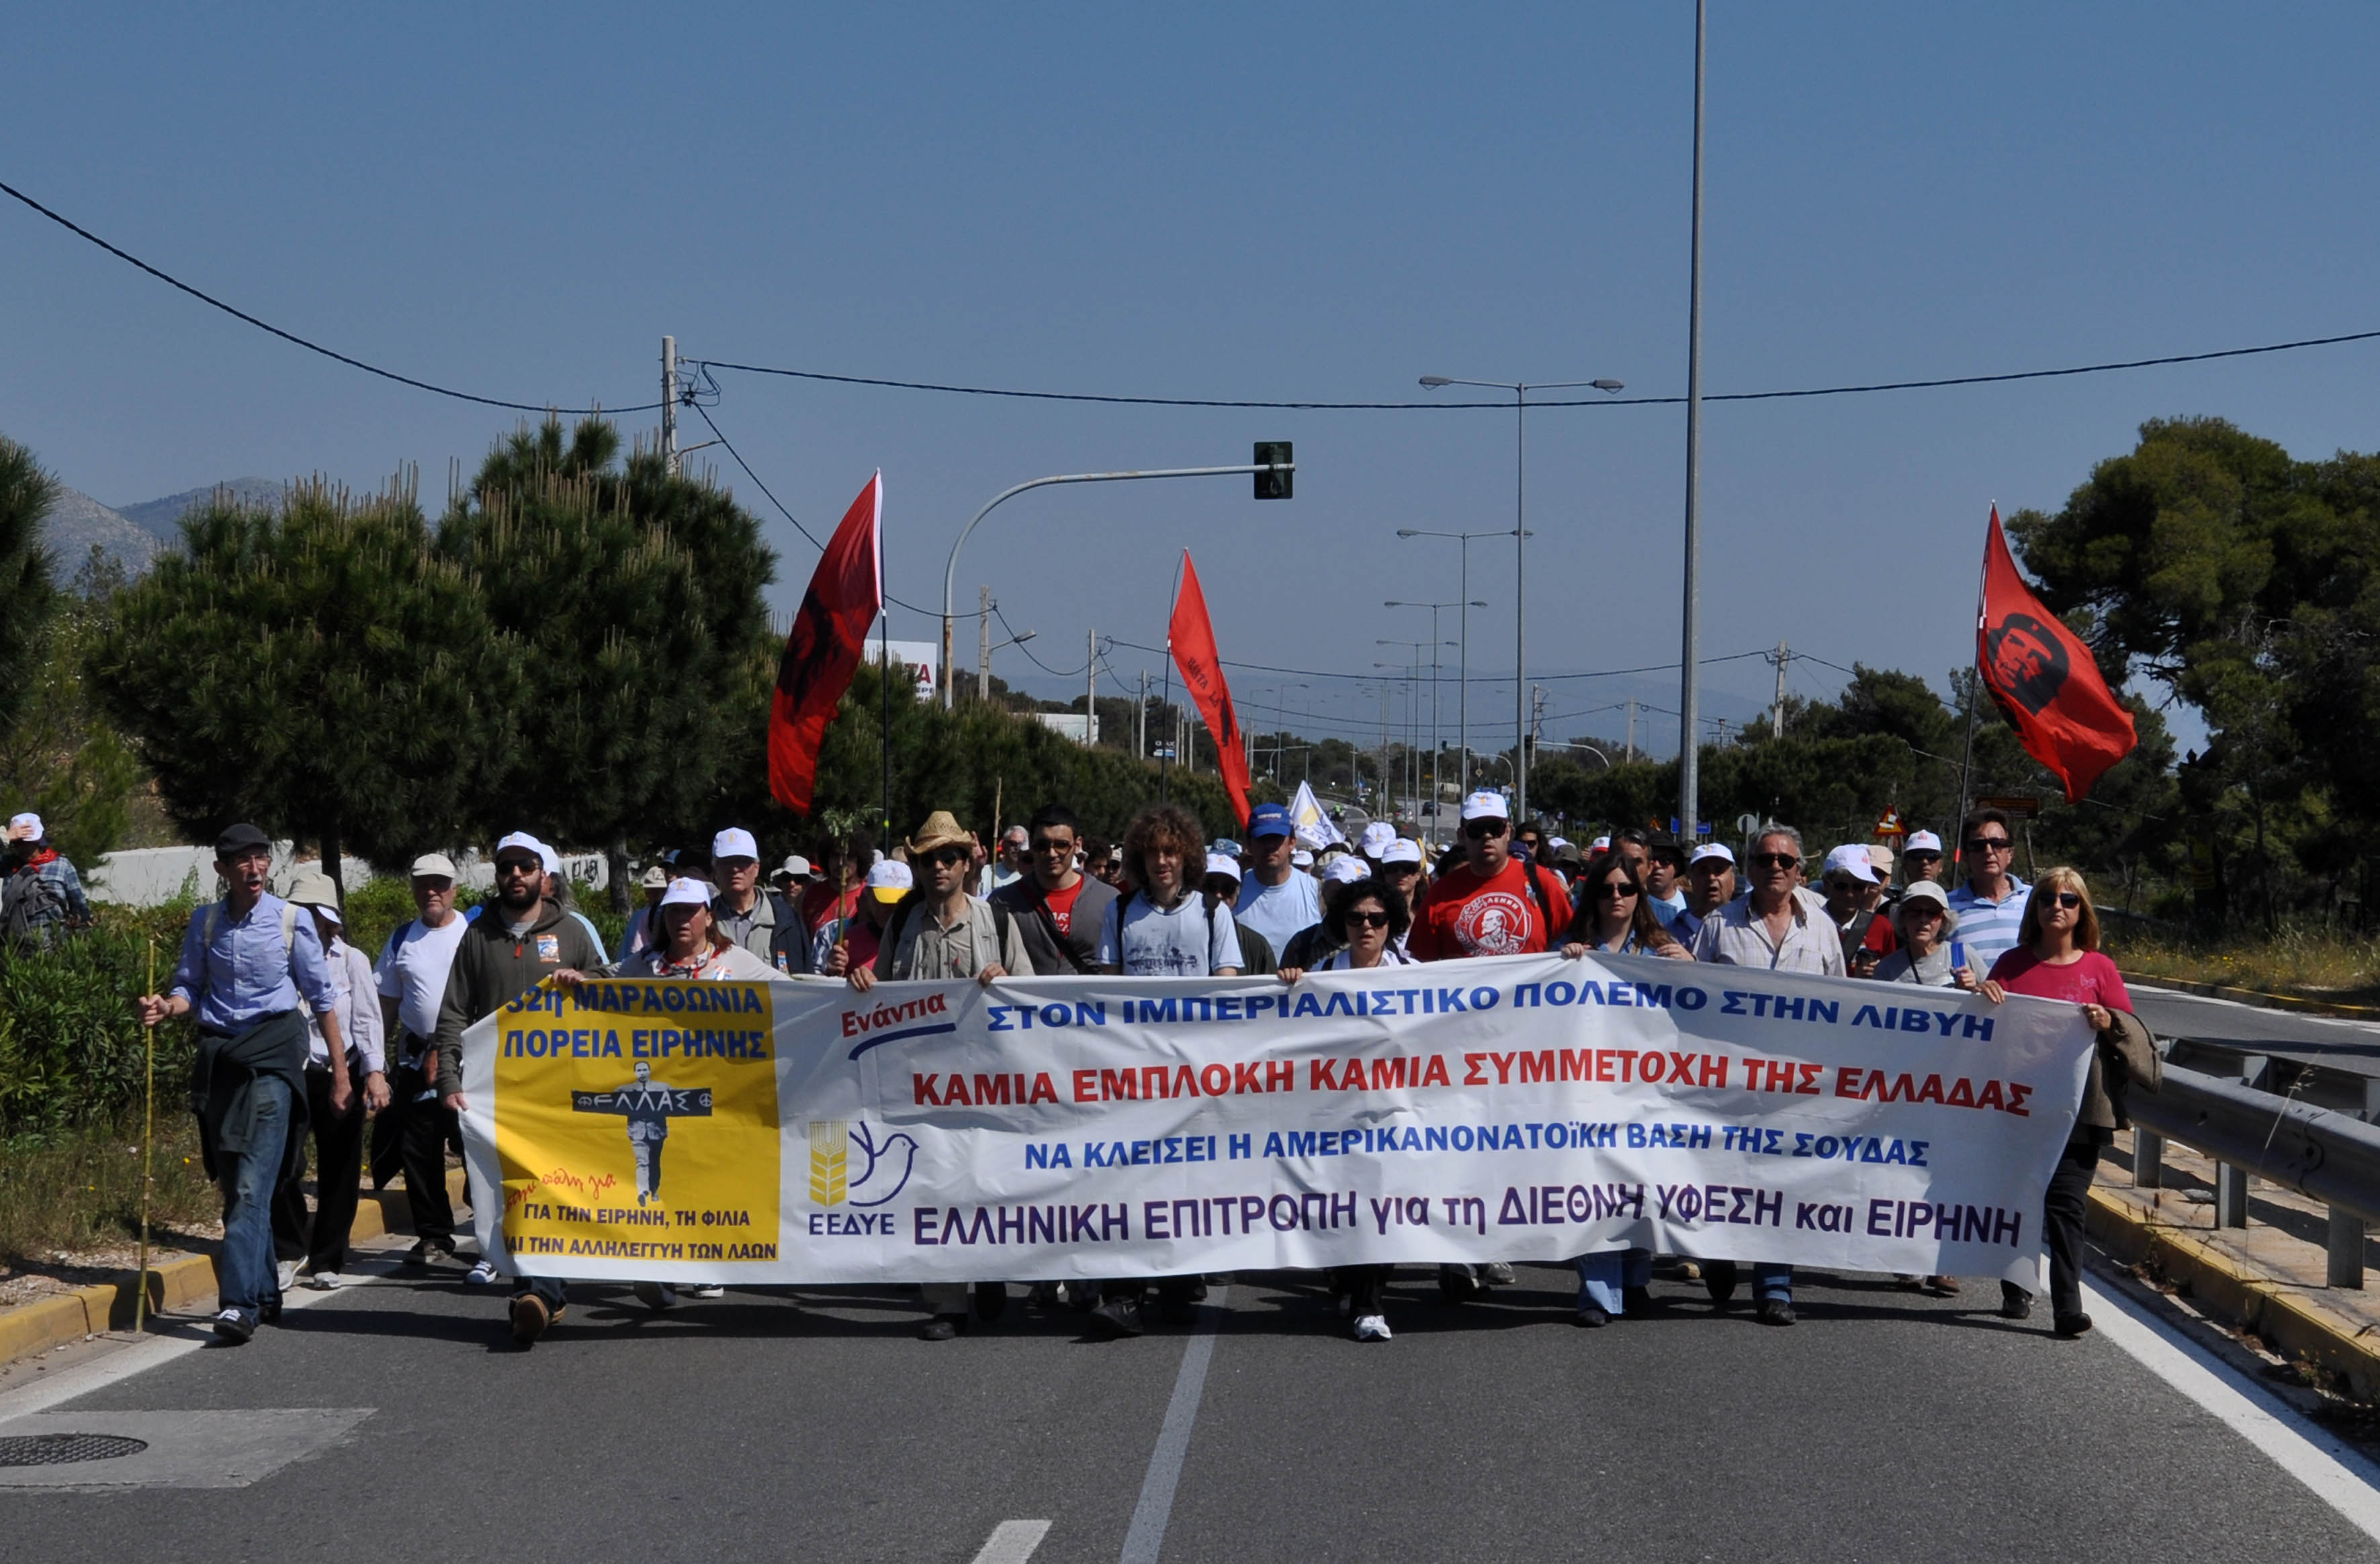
top-left (1945, 874), bottom-right (2031, 974)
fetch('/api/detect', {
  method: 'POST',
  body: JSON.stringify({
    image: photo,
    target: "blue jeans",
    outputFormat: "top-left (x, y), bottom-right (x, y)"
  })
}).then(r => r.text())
top-left (1574, 1248), bottom-right (1653, 1313)
top-left (1751, 1262), bottom-right (1792, 1302)
top-left (217, 1074), bottom-right (292, 1320)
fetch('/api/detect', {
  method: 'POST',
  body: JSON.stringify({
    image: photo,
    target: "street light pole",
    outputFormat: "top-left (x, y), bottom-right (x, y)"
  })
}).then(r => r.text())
top-left (1419, 375), bottom-right (1623, 824)
top-left (1678, 0), bottom-right (1709, 843)
top-left (939, 455), bottom-right (1294, 710)
top-left (1386, 600), bottom-right (1477, 842)
top-left (1398, 529), bottom-right (1509, 804)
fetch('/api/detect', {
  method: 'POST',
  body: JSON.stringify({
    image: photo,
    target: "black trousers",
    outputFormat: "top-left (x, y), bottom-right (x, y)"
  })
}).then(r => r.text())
top-left (1335, 1265), bottom-right (1391, 1314)
top-left (2044, 1139), bottom-right (2101, 1317)
top-left (385, 1062), bottom-right (457, 1248)
top-left (269, 1066), bottom-right (366, 1271)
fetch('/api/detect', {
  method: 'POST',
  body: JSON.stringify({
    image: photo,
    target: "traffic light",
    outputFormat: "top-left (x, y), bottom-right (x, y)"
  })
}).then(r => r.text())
top-left (1254, 441), bottom-right (1292, 500)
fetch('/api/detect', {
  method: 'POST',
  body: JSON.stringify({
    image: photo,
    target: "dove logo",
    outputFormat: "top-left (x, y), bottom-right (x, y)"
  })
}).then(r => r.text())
top-left (808, 1120), bottom-right (918, 1207)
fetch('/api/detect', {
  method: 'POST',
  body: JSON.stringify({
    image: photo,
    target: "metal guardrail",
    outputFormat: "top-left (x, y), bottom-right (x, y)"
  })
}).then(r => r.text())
top-left (2130, 1061), bottom-right (2380, 1288)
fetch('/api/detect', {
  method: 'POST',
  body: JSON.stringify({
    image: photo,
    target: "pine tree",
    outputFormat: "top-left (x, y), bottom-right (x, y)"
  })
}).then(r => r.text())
top-left (0, 438), bottom-right (59, 741)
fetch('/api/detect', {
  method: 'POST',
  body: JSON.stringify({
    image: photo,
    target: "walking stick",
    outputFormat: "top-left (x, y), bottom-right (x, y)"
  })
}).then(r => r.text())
top-left (135, 936), bottom-right (156, 1334)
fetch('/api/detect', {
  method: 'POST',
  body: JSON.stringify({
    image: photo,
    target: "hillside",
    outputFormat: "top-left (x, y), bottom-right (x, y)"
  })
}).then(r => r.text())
top-left (42, 486), bottom-right (158, 578)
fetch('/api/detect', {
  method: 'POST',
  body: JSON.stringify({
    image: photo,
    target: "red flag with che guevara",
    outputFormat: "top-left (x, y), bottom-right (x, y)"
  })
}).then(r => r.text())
top-left (1977, 506), bottom-right (2136, 802)
top-left (1167, 551), bottom-right (1253, 827)
top-left (768, 472), bottom-right (882, 814)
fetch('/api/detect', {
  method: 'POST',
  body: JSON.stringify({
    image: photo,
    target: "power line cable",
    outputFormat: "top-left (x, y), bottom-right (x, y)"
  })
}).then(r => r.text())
top-left (0, 176), bottom-right (662, 416)
top-left (1104, 636), bottom-right (1771, 686)
top-left (695, 326), bottom-right (2380, 412)
top-left (687, 400), bottom-right (826, 551)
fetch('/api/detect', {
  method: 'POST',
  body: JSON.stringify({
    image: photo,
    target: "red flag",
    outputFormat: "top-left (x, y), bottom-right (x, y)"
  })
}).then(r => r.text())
top-left (1167, 551), bottom-right (1253, 827)
top-left (768, 473), bottom-right (882, 815)
top-left (1977, 506), bottom-right (2136, 802)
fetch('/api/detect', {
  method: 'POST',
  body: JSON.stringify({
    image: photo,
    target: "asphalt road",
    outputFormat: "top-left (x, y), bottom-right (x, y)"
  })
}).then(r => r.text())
top-left (4, 1246), bottom-right (2376, 1563)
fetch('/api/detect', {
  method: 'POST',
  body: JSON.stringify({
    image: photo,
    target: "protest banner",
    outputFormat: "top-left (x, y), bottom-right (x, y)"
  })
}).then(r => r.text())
top-left (460, 954), bottom-right (2095, 1290)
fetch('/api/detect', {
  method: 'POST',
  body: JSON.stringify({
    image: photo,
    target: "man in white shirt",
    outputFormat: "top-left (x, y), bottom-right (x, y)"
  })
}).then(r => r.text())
top-left (1233, 802), bottom-right (1321, 957)
top-left (372, 853), bottom-right (476, 1274)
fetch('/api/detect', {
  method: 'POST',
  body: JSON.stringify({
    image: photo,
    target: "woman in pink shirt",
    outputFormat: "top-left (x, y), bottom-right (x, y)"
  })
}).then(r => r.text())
top-left (1979, 866), bottom-right (2133, 1340)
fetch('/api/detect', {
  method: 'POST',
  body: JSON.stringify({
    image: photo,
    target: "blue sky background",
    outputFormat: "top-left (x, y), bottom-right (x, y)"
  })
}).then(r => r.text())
top-left (6, 3), bottom-right (2376, 757)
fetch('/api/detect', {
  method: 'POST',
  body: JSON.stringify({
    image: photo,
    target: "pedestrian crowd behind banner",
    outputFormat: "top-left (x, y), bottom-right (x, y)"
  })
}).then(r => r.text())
top-left (120, 789), bottom-right (2146, 1352)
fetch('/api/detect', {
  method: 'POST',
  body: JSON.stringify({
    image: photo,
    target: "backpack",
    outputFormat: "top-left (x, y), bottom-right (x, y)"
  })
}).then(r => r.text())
top-left (0, 867), bottom-right (66, 956)
top-left (878, 890), bottom-right (1014, 977)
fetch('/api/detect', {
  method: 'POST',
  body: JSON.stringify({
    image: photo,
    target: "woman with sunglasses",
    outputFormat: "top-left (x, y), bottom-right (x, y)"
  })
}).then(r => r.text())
top-left (1557, 852), bottom-right (1693, 962)
top-left (1278, 877), bottom-right (1413, 1341)
top-left (1978, 866), bottom-right (2156, 1340)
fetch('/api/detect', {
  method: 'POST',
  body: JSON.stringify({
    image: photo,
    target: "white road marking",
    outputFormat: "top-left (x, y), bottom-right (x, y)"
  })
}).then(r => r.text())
top-left (1119, 1287), bottom-right (1228, 1564)
top-left (2085, 1279), bottom-right (2380, 1543)
top-left (967, 1519), bottom-right (1052, 1564)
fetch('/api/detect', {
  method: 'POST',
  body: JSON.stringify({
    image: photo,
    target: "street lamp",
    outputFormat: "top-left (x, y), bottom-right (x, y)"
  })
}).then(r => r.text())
top-left (1385, 600), bottom-right (1480, 843)
top-left (1398, 526), bottom-right (1524, 803)
top-left (1419, 374), bottom-right (1624, 824)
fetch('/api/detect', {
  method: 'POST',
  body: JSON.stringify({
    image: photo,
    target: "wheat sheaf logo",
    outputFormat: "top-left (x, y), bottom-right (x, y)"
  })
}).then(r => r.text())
top-left (809, 1120), bottom-right (918, 1207)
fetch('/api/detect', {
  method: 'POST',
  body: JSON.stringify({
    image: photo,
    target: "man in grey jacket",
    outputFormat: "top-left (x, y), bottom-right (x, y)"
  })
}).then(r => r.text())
top-left (988, 802), bottom-right (1116, 976)
top-left (708, 827), bottom-right (789, 964)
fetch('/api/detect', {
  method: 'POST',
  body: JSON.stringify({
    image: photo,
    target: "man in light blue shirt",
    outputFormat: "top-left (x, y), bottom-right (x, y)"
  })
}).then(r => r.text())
top-left (1943, 807), bottom-right (2031, 975)
top-left (136, 823), bottom-right (345, 1344)
top-left (1233, 802), bottom-right (1321, 954)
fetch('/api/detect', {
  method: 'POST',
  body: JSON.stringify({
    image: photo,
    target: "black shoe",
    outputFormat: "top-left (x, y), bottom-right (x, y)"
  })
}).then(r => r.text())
top-left (1622, 1285), bottom-right (1655, 1316)
top-left (211, 1308), bottom-right (255, 1344)
top-left (918, 1314), bottom-right (966, 1341)
top-left (1757, 1299), bottom-right (1797, 1327)
top-left (1704, 1260), bottom-right (1739, 1305)
top-left (2054, 1311), bottom-right (2093, 1339)
top-left (1438, 1265), bottom-right (1480, 1305)
top-left (1573, 1305), bottom-right (1611, 1328)
top-left (973, 1282), bottom-right (1008, 1323)
top-left (1088, 1297), bottom-right (1145, 1338)
top-left (257, 1298), bottom-right (282, 1326)
top-left (2000, 1285), bottom-right (2033, 1321)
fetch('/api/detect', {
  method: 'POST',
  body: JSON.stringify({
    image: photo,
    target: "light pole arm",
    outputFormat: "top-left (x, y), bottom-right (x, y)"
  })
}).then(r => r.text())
top-left (940, 461), bottom-right (1294, 708)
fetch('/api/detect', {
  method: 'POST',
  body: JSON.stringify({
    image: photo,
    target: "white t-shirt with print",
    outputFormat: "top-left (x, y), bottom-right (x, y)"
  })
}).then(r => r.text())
top-left (1096, 892), bottom-right (1244, 976)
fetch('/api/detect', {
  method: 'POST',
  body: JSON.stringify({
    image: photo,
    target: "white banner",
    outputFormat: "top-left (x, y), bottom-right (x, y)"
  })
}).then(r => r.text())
top-left (461, 954), bottom-right (2095, 1289)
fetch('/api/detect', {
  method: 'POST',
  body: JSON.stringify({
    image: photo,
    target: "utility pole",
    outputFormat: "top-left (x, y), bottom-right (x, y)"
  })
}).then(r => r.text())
top-left (1677, 0), bottom-right (1709, 848)
top-left (1137, 670), bottom-right (1148, 760)
top-left (1771, 640), bottom-right (1789, 737)
top-left (977, 586), bottom-right (993, 703)
top-left (1626, 698), bottom-right (1637, 764)
top-left (1086, 629), bottom-right (1097, 745)
top-left (660, 336), bottom-right (678, 477)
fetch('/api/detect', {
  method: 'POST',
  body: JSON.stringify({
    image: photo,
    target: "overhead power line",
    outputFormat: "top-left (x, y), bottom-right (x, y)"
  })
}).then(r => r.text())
top-left (1103, 637), bottom-right (1770, 686)
top-left (695, 327), bottom-right (2380, 412)
top-left (0, 176), bottom-right (662, 415)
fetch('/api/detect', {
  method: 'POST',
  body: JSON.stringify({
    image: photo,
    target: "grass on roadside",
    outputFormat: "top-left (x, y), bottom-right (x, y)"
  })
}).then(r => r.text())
top-left (2106, 925), bottom-right (2380, 1006)
top-left (0, 1116), bottom-right (218, 1264)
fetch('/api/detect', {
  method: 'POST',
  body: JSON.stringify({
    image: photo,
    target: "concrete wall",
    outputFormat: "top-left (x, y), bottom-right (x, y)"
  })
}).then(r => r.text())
top-left (83, 842), bottom-right (611, 907)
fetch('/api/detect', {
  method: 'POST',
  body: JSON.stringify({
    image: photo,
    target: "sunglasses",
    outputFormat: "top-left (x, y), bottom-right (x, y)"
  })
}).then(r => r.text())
top-left (1463, 820), bottom-right (1509, 840)
top-left (494, 859), bottom-right (541, 876)
top-left (1346, 909), bottom-right (1391, 929)
top-left (1382, 862), bottom-right (1420, 876)
top-left (1749, 852), bottom-right (1800, 869)
top-left (1031, 837), bottom-right (1075, 854)
top-left (1965, 837), bottom-right (2012, 854)
top-left (2051, 890), bottom-right (2084, 909)
top-left (922, 848), bottom-right (970, 868)
top-left (1596, 882), bottom-right (1637, 899)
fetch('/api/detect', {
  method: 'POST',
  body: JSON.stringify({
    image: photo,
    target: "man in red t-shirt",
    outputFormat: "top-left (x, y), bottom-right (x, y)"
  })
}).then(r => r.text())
top-left (1408, 791), bottom-right (1573, 961)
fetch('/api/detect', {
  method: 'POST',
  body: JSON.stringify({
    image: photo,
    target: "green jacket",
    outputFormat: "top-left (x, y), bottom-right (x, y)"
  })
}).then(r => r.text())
top-left (432, 898), bottom-right (607, 1088)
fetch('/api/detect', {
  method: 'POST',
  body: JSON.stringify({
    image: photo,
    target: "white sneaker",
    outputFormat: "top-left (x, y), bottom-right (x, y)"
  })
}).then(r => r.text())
top-left (305, 1271), bottom-right (343, 1290)
top-left (465, 1259), bottom-right (503, 1286)
top-left (1481, 1262), bottom-right (1516, 1285)
top-left (1354, 1314), bottom-right (1392, 1342)
top-left (633, 1281), bottom-right (678, 1310)
top-left (275, 1260), bottom-right (299, 1292)
top-left (687, 1285), bottom-right (724, 1299)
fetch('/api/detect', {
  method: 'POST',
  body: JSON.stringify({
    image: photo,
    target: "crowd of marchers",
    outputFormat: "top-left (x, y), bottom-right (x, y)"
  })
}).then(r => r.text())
top-left (109, 790), bottom-right (2152, 1352)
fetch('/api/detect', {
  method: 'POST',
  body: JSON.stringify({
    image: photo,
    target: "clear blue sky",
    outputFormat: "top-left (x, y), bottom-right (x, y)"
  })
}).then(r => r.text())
top-left (7, 3), bottom-right (2375, 760)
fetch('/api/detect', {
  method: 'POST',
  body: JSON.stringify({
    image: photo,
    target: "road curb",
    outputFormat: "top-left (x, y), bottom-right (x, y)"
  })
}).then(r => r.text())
top-left (2086, 1185), bottom-right (2380, 1399)
top-left (0, 1168), bottom-right (470, 1369)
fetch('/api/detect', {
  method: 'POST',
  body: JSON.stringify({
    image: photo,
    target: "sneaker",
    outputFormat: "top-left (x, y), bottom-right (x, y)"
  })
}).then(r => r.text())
top-left (305, 1271), bottom-right (344, 1291)
top-left (1480, 1262), bottom-right (1516, 1286)
top-left (633, 1281), bottom-right (678, 1311)
top-left (687, 1285), bottom-right (725, 1299)
top-left (1354, 1314), bottom-right (1392, 1342)
top-left (212, 1307), bottom-right (255, 1344)
top-left (465, 1259), bottom-right (503, 1287)
top-left (1704, 1260), bottom-right (1740, 1305)
top-left (509, 1293), bottom-right (556, 1344)
top-left (2054, 1312), bottom-right (2094, 1339)
top-left (1757, 1299), bottom-right (1797, 1327)
top-left (276, 1260), bottom-right (299, 1292)
top-left (973, 1282), bottom-right (1008, 1322)
top-left (1573, 1305), bottom-right (1611, 1328)
top-left (1999, 1285), bottom-right (2033, 1322)
top-left (918, 1314), bottom-right (967, 1341)
top-left (1088, 1297), bottom-right (1146, 1338)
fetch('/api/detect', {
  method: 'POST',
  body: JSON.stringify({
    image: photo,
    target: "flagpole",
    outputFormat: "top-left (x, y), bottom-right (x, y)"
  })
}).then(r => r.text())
top-left (1953, 504), bottom-right (1993, 854)
top-left (1159, 551), bottom-right (1184, 804)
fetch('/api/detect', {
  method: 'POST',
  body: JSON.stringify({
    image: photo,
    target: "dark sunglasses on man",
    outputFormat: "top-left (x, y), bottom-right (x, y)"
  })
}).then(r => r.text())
top-left (1463, 819), bottom-right (1509, 841)
top-left (1964, 835), bottom-right (2013, 854)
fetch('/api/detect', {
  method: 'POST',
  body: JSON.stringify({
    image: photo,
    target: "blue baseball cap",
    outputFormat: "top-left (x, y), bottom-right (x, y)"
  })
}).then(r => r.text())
top-left (1247, 802), bottom-right (1294, 840)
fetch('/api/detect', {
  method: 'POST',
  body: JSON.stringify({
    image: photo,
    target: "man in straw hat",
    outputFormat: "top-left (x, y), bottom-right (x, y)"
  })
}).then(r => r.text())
top-left (849, 809), bottom-right (1034, 1340)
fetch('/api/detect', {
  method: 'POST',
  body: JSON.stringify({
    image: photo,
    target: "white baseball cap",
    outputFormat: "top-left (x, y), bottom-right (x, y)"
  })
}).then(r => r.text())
top-left (713, 827), bottom-right (759, 862)
top-left (660, 876), bottom-right (713, 910)
top-left (1689, 843), bottom-right (1736, 868)
top-left (865, 860), bottom-right (913, 903)
top-left (780, 854), bottom-right (816, 880)
top-left (1821, 844), bottom-right (1880, 884)
top-left (1359, 821), bottom-right (1397, 855)
top-left (536, 840), bottom-right (562, 876)
top-left (493, 831), bottom-right (544, 865)
top-left (1591, 835), bottom-right (1612, 852)
top-left (1382, 837), bottom-right (1424, 866)
top-left (1290, 848), bottom-right (1314, 868)
top-left (1321, 856), bottom-right (1370, 885)
top-left (1905, 829), bottom-right (1943, 854)
top-left (1458, 790), bottom-right (1510, 823)
top-left (1204, 852), bottom-right (1243, 884)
